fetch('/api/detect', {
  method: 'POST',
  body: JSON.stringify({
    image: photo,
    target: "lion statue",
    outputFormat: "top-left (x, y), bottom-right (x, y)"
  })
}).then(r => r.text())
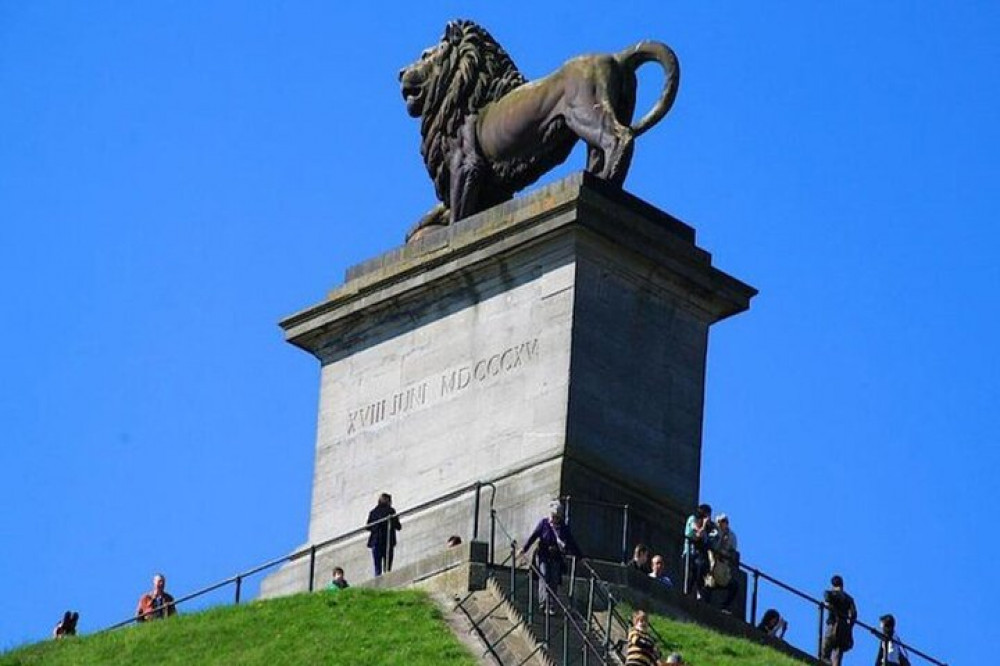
top-left (399, 19), bottom-right (680, 241)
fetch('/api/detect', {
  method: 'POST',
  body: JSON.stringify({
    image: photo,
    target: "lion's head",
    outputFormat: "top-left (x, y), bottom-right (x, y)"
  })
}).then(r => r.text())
top-left (398, 20), bottom-right (526, 205)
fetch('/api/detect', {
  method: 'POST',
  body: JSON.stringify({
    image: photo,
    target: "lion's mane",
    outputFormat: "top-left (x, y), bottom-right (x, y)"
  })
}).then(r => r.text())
top-left (418, 21), bottom-right (531, 206)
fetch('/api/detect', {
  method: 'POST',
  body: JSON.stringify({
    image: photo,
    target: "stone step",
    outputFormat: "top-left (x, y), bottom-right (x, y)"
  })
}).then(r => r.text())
top-left (487, 566), bottom-right (622, 666)
top-left (451, 578), bottom-right (554, 666)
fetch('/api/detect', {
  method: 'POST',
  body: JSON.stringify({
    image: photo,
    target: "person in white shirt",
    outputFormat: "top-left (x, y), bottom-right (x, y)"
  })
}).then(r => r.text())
top-left (875, 614), bottom-right (910, 666)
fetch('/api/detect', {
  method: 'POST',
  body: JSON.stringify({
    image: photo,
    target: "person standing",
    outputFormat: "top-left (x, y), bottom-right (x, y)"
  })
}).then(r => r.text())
top-left (682, 503), bottom-right (713, 598)
top-left (707, 513), bottom-right (739, 612)
top-left (875, 614), bottom-right (910, 666)
top-left (521, 500), bottom-right (582, 615)
top-left (821, 574), bottom-right (857, 666)
top-left (365, 493), bottom-right (401, 576)
top-left (135, 573), bottom-right (177, 622)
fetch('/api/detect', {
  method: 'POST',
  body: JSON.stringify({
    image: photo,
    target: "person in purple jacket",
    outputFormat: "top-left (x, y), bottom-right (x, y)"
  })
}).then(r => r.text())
top-left (520, 500), bottom-right (582, 614)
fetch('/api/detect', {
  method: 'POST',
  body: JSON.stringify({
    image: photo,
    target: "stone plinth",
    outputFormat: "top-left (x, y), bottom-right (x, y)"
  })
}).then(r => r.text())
top-left (260, 173), bottom-right (756, 597)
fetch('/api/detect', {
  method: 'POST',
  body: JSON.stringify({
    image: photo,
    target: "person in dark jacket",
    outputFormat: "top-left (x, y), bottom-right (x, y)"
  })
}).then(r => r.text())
top-left (821, 574), bottom-right (858, 666)
top-left (520, 500), bottom-right (582, 614)
top-left (628, 543), bottom-right (652, 575)
top-left (365, 493), bottom-right (401, 576)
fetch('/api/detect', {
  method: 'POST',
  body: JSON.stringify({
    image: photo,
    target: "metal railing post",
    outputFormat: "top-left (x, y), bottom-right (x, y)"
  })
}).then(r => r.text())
top-left (621, 505), bottom-right (630, 563)
top-left (750, 570), bottom-right (759, 626)
top-left (587, 577), bottom-right (596, 630)
top-left (544, 591), bottom-right (552, 645)
top-left (683, 549), bottom-right (691, 595)
top-left (569, 556), bottom-right (577, 601)
top-left (817, 603), bottom-right (825, 659)
top-left (473, 482), bottom-right (481, 540)
top-left (308, 545), bottom-right (317, 592)
top-left (562, 612), bottom-right (570, 664)
top-left (234, 575), bottom-right (242, 605)
top-left (384, 517), bottom-right (391, 572)
top-left (527, 561), bottom-right (534, 625)
top-left (510, 542), bottom-right (517, 601)
top-left (604, 596), bottom-right (613, 656)
top-left (489, 509), bottom-right (497, 565)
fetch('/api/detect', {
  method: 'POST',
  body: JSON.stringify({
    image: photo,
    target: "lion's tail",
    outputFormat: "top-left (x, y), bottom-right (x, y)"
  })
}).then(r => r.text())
top-left (616, 40), bottom-right (680, 137)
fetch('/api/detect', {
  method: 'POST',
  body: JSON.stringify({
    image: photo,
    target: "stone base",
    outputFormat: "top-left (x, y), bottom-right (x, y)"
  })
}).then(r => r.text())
top-left (262, 173), bottom-right (755, 598)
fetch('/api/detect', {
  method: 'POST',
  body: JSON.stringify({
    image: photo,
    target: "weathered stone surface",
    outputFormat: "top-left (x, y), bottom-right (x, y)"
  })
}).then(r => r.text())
top-left (260, 173), bottom-right (755, 598)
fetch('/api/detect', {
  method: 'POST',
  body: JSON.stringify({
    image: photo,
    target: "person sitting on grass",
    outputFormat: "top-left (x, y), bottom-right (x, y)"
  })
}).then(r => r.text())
top-left (327, 567), bottom-right (349, 591)
top-left (136, 573), bottom-right (177, 622)
top-left (53, 611), bottom-right (79, 638)
top-left (758, 608), bottom-right (788, 639)
top-left (625, 610), bottom-right (661, 666)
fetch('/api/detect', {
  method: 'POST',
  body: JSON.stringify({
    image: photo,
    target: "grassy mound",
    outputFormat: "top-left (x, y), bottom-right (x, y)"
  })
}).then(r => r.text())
top-left (0, 588), bottom-right (478, 666)
top-left (645, 611), bottom-right (808, 666)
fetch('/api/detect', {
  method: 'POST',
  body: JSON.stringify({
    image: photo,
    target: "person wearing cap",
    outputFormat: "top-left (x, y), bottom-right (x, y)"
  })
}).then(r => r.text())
top-left (520, 500), bottom-right (582, 614)
top-left (821, 574), bottom-right (857, 666)
top-left (706, 513), bottom-right (739, 612)
top-left (874, 614), bottom-right (910, 666)
top-left (664, 652), bottom-right (686, 664)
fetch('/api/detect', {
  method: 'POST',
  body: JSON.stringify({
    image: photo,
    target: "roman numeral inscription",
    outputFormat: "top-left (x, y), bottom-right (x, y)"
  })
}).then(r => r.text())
top-left (345, 338), bottom-right (539, 436)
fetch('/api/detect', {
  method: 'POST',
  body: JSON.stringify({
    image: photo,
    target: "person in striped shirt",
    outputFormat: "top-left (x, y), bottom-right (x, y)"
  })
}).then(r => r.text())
top-left (625, 610), bottom-right (661, 666)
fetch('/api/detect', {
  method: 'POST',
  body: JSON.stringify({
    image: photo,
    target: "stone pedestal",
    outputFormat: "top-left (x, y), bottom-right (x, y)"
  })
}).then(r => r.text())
top-left (260, 173), bottom-right (756, 597)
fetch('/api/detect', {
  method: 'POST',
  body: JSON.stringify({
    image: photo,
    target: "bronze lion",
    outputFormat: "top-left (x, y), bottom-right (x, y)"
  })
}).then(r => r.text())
top-left (399, 19), bottom-right (680, 241)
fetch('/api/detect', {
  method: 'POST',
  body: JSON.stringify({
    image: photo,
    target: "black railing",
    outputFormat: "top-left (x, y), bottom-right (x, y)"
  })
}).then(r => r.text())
top-left (481, 512), bottom-right (610, 665)
top-left (98, 480), bottom-right (947, 666)
top-left (561, 496), bottom-right (948, 666)
top-left (102, 455), bottom-right (552, 631)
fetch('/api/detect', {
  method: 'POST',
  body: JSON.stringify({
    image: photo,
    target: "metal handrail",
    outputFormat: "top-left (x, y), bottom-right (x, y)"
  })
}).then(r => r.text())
top-left (562, 495), bottom-right (948, 666)
top-left (488, 513), bottom-right (610, 665)
top-left (101, 454), bottom-right (561, 632)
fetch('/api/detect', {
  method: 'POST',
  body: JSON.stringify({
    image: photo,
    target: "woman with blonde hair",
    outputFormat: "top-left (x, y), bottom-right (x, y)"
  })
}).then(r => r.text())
top-left (626, 610), bottom-right (662, 666)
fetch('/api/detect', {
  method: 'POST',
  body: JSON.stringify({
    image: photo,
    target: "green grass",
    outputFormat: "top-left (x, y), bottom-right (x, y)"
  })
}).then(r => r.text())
top-left (0, 588), bottom-right (478, 666)
top-left (642, 611), bottom-right (808, 666)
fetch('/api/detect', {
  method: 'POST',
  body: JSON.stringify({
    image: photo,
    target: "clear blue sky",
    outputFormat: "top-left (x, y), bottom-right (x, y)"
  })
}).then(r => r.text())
top-left (2, 2), bottom-right (996, 663)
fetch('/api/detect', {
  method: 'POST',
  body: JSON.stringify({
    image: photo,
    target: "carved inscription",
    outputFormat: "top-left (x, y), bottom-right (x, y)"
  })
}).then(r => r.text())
top-left (345, 338), bottom-right (539, 435)
top-left (440, 339), bottom-right (538, 397)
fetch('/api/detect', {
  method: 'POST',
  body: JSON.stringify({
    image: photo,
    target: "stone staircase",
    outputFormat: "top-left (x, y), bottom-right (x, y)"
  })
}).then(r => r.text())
top-left (454, 564), bottom-right (624, 666)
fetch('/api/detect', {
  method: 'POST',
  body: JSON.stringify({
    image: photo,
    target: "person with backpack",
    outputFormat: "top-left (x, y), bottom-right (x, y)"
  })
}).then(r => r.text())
top-left (874, 614), bottom-right (911, 666)
top-left (706, 513), bottom-right (739, 612)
